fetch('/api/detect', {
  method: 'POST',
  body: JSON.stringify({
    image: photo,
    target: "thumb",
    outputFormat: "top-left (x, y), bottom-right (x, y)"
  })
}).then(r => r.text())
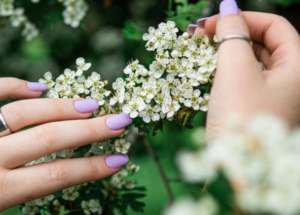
top-left (216, 0), bottom-right (262, 84)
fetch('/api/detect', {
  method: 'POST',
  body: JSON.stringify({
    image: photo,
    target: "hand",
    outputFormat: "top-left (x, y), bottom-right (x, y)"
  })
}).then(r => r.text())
top-left (0, 78), bottom-right (132, 212)
top-left (192, 1), bottom-right (300, 139)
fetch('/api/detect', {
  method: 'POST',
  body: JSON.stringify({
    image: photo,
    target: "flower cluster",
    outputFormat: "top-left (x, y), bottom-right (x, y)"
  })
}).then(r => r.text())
top-left (109, 21), bottom-right (216, 124)
top-left (0, 0), bottom-right (38, 40)
top-left (59, 0), bottom-right (88, 28)
top-left (24, 21), bottom-right (216, 215)
top-left (176, 114), bottom-right (300, 215)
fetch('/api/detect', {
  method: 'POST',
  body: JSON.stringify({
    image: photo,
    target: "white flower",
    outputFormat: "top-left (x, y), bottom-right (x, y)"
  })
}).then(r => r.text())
top-left (10, 8), bottom-right (25, 27)
top-left (81, 199), bottom-right (102, 215)
top-left (39, 71), bottom-right (55, 89)
top-left (34, 195), bottom-right (54, 206)
top-left (139, 104), bottom-right (161, 123)
top-left (124, 180), bottom-right (136, 189)
top-left (53, 200), bottom-right (65, 213)
top-left (115, 138), bottom-right (131, 154)
top-left (200, 93), bottom-right (209, 111)
top-left (122, 97), bottom-right (146, 118)
top-left (22, 23), bottom-right (39, 41)
top-left (184, 89), bottom-right (203, 110)
top-left (22, 201), bottom-right (39, 215)
top-left (162, 96), bottom-right (180, 118)
top-left (62, 187), bottom-right (79, 201)
top-left (0, 1), bottom-right (14, 16)
top-left (182, 32), bottom-right (189, 40)
top-left (76, 57), bottom-right (91, 76)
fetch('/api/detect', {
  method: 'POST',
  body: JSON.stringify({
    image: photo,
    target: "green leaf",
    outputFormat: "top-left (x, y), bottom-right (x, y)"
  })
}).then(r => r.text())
top-left (70, 144), bottom-right (92, 158)
top-left (118, 193), bottom-right (146, 214)
top-left (122, 22), bottom-right (144, 40)
top-left (175, 0), bottom-right (188, 5)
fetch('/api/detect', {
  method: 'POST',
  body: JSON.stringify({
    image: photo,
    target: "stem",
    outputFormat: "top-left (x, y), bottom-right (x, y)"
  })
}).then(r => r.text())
top-left (168, 0), bottom-right (173, 14)
top-left (142, 137), bottom-right (175, 205)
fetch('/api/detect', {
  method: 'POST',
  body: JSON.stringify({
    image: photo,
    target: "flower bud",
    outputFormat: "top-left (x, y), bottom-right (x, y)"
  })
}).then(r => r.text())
top-left (183, 32), bottom-right (189, 40)
top-left (103, 80), bottom-right (109, 85)
top-left (171, 50), bottom-right (179, 58)
top-left (202, 78), bottom-right (208, 83)
top-left (183, 40), bottom-right (188, 46)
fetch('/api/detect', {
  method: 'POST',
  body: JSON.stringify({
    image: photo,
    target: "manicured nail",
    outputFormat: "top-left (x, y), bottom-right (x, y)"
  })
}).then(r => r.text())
top-left (106, 154), bottom-right (129, 169)
top-left (106, 113), bottom-right (132, 130)
top-left (197, 17), bottom-right (209, 29)
top-left (187, 24), bottom-right (197, 36)
top-left (74, 99), bottom-right (99, 113)
top-left (27, 82), bottom-right (47, 91)
top-left (219, 0), bottom-right (239, 18)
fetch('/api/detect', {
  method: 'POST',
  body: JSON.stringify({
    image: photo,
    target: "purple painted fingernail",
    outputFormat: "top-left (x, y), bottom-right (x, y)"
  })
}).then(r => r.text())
top-left (106, 154), bottom-right (129, 169)
top-left (27, 82), bottom-right (47, 91)
top-left (220, 0), bottom-right (239, 18)
top-left (187, 24), bottom-right (197, 36)
top-left (106, 113), bottom-right (132, 130)
top-left (197, 17), bottom-right (209, 29)
top-left (74, 99), bottom-right (99, 113)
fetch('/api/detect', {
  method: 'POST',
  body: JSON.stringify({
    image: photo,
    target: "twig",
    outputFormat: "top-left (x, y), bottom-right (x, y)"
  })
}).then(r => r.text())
top-left (142, 137), bottom-right (175, 206)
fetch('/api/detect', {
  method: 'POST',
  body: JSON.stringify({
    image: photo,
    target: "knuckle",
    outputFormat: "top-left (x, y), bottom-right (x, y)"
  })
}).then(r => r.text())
top-left (34, 126), bottom-right (57, 151)
top-left (87, 158), bottom-right (102, 177)
top-left (218, 15), bottom-right (248, 35)
top-left (52, 99), bottom-right (65, 116)
top-left (48, 161), bottom-right (69, 186)
top-left (5, 78), bottom-right (19, 92)
top-left (85, 120), bottom-right (100, 139)
top-left (2, 102), bottom-right (25, 129)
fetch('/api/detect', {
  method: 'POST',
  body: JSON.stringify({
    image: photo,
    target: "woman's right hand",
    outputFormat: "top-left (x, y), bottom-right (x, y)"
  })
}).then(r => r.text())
top-left (193, 1), bottom-right (300, 139)
top-left (0, 78), bottom-right (132, 212)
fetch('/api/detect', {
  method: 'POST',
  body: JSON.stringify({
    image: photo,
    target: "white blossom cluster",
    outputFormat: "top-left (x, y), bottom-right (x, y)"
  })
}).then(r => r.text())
top-left (59, 0), bottom-right (88, 28)
top-left (108, 21), bottom-right (216, 124)
top-left (31, 0), bottom-right (88, 28)
top-left (0, 0), bottom-right (38, 40)
top-left (164, 195), bottom-right (218, 215)
top-left (176, 114), bottom-right (300, 215)
top-left (22, 161), bottom-right (140, 215)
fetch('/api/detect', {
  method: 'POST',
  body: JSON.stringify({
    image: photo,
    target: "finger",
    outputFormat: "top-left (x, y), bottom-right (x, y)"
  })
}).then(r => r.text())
top-left (205, 11), bottom-right (300, 69)
top-left (2, 154), bottom-right (129, 210)
top-left (0, 113), bottom-right (132, 168)
top-left (1, 98), bottom-right (99, 132)
top-left (215, 2), bottom-right (262, 83)
top-left (0, 78), bottom-right (47, 101)
top-left (252, 41), bottom-right (271, 68)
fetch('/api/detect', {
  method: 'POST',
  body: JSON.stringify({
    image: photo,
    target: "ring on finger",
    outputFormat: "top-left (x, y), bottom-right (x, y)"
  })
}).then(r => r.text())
top-left (0, 108), bottom-right (12, 137)
top-left (217, 34), bottom-right (253, 50)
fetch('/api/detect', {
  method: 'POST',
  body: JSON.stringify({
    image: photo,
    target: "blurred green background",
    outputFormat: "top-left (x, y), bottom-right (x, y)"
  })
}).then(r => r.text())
top-left (0, 0), bottom-right (300, 214)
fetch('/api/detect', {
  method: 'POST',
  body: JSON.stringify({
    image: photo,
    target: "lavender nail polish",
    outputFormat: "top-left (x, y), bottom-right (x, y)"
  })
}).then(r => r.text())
top-left (197, 17), bottom-right (209, 29)
top-left (106, 113), bottom-right (132, 130)
top-left (27, 82), bottom-right (47, 91)
top-left (187, 24), bottom-right (197, 36)
top-left (219, 0), bottom-right (239, 18)
top-left (106, 154), bottom-right (129, 169)
top-left (74, 99), bottom-right (99, 113)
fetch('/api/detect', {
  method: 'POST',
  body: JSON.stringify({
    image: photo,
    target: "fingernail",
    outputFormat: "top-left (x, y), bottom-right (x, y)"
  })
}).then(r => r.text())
top-left (74, 99), bottom-right (99, 113)
top-left (106, 154), bottom-right (129, 169)
top-left (187, 24), bottom-right (197, 36)
top-left (106, 113), bottom-right (132, 130)
top-left (27, 82), bottom-right (47, 91)
top-left (197, 17), bottom-right (209, 29)
top-left (219, 0), bottom-right (239, 18)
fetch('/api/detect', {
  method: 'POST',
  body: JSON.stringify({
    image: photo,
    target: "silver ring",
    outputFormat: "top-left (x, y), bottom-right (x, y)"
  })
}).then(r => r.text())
top-left (217, 34), bottom-right (253, 50)
top-left (0, 108), bottom-right (12, 137)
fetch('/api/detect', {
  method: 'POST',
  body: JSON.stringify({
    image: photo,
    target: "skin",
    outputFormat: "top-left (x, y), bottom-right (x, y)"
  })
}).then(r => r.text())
top-left (194, 11), bottom-right (300, 140)
top-left (0, 78), bottom-right (124, 211)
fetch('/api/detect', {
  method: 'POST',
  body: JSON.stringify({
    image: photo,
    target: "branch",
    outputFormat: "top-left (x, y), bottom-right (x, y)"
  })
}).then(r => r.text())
top-left (141, 137), bottom-right (175, 206)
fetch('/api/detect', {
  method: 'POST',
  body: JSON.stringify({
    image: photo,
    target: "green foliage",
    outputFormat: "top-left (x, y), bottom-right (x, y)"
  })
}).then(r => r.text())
top-left (118, 193), bottom-right (146, 215)
top-left (70, 145), bottom-right (92, 158)
top-left (274, 0), bottom-right (300, 6)
top-left (122, 22), bottom-right (144, 40)
top-left (167, 0), bottom-right (208, 31)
